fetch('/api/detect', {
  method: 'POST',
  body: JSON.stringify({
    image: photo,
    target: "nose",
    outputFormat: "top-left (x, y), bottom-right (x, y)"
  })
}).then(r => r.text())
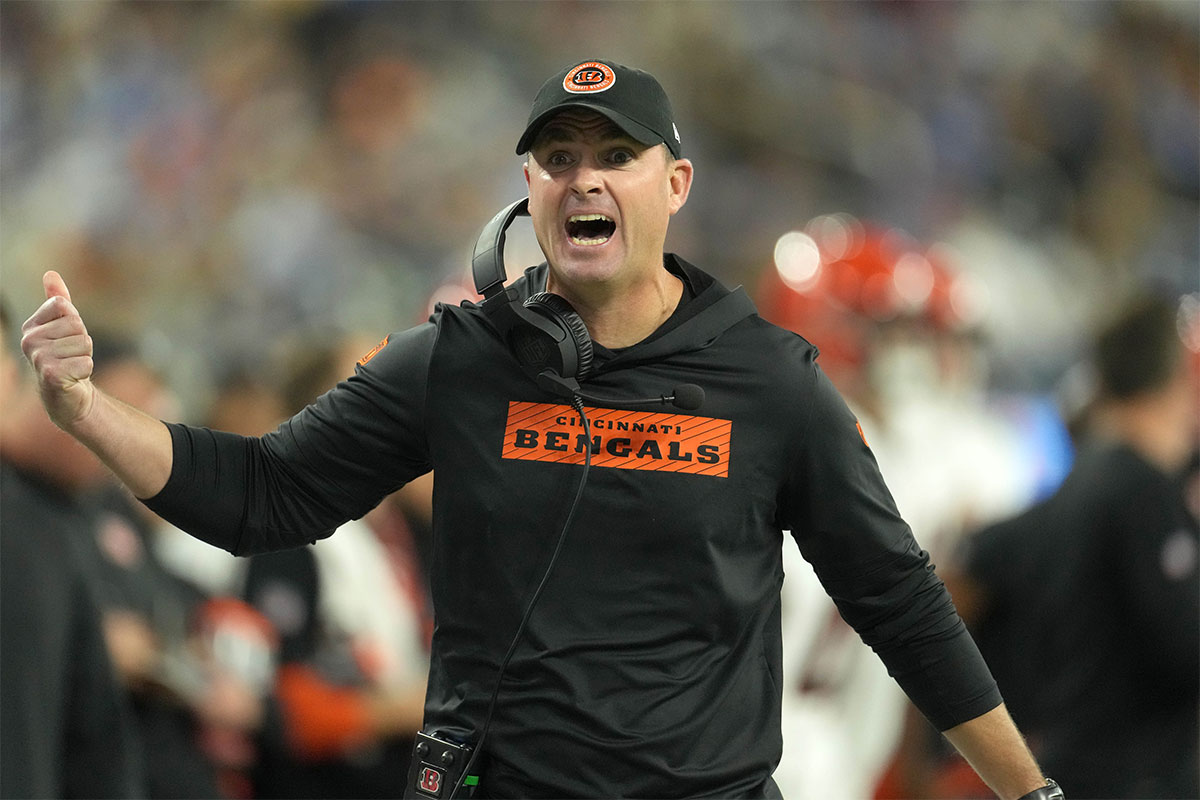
top-left (568, 162), bottom-right (604, 196)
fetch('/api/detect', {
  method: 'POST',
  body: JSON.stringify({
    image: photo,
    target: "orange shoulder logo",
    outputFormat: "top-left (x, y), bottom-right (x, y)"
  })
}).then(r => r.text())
top-left (564, 62), bottom-right (616, 94)
top-left (856, 420), bottom-right (870, 447)
top-left (356, 335), bottom-right (390, 367)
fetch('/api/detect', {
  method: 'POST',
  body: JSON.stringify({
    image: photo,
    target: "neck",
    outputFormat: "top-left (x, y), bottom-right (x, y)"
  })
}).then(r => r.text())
top-left (1092, 390), bottom-right (1193, 474)
top-left (548, 262), bottom-right (683, 349)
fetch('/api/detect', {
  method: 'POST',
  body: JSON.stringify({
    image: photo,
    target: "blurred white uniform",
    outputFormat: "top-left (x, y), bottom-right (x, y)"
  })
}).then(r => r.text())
top-left (774, 336), bottom-right (1033, 800)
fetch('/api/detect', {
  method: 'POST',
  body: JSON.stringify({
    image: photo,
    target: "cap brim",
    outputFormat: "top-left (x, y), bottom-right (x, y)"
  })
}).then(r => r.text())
top-left (515, 102), bottom-right (665, 156)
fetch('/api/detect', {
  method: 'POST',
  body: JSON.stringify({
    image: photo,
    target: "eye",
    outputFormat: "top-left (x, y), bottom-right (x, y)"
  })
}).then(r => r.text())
top-left (545, 151), bottom-right (574, 169)
top-left (607, 148), bottom-right (636, 165)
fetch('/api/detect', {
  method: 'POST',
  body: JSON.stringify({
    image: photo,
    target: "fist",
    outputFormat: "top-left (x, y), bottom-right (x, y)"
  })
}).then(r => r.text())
top-left (20, 271), bottom-right (97, 428)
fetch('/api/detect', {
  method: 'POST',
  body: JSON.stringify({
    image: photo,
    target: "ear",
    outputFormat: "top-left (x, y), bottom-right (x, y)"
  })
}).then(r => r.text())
top-left (667, 157), bottom-right (694, 216)
top-left (523, 161), bottom-right (531, 188)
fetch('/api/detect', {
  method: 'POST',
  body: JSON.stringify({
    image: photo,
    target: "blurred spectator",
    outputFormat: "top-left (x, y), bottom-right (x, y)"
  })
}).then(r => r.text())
top-left (241, 335), bottom-right (430, 799)
top-left (0, 303), bottom-right (143, 798)
top-left (758, 218), bottom-right (1035, 800)
top-left (953, 292), bottom-right (1200, 798)
top-left (2, 2), bottom-right (1195, 417)
top-left (2, 316), bottom-right (268, 799)
top-left (98, 360), bottom-right (286, 799)
top-left (82, 343), bottom-right (271, 799)
top-left (51, 338), bottom-right (269, 799)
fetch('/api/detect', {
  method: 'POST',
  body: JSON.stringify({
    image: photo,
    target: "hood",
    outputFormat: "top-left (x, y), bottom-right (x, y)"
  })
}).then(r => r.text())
top-left (512, 254), bottom-right (758, 372)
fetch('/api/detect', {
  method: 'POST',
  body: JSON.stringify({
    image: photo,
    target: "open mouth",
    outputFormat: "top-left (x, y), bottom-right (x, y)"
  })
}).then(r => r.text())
top-left (566, 214), bottom-right (616, 246)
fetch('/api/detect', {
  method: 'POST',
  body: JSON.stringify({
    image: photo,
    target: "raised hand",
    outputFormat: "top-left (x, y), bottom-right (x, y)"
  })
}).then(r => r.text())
top-left (21, 270), bottom-right (97, 430)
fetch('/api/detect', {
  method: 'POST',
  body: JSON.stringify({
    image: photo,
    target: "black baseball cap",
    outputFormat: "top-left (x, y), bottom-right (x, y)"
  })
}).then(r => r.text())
top-left (516, 59), bottom-right (682, 159)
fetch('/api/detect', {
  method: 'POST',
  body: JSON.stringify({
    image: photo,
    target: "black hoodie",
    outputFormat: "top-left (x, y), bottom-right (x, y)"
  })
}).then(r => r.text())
top-left (147, 255), bottom-right (1000, 798)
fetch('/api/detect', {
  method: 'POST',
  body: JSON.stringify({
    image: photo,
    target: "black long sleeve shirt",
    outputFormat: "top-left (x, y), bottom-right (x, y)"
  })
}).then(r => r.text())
top-left (147, 256), bottom-right (1000, 798)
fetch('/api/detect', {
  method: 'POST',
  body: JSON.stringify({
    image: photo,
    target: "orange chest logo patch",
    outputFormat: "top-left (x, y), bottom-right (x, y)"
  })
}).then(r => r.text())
top-left (502, 401), bottom-right (732, 478)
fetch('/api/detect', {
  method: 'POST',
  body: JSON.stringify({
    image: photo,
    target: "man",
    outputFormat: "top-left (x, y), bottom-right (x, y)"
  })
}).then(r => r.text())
top-left (956, 294), bottom-right (1199, 798)
top-left (22, 59), bottom-right (1058, 799)
top-left (3, 327), bottom-right (265, 799)
top-left (1, 306), bottom-right (142, 799)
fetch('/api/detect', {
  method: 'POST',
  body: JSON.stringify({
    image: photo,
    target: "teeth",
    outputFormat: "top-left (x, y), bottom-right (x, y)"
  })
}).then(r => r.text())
top-left (567, 213), bottom-right (614, 246)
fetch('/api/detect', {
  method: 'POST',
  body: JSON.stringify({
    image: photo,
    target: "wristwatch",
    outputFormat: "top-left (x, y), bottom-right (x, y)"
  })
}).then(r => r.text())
top-left (1017, 778), bottom-right (1064, 800)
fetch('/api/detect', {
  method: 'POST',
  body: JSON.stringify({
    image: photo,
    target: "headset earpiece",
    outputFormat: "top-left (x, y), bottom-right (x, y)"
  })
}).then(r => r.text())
top-left (521, 292), bottom-right (593, 382)
top-left (472, 199), bottom-right (593, 385)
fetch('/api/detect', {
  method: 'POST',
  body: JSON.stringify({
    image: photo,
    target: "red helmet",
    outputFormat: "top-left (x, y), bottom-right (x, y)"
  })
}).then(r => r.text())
top-left (756, 214), bottom-right (979, 387)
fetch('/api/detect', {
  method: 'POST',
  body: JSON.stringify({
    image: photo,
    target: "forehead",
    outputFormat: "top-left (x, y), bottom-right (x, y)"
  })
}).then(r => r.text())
top-left (532, 108), bottom-right (634, 147)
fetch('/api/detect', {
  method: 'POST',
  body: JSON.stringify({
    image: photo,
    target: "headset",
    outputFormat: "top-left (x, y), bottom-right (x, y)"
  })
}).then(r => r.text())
top-left (470, 197), bottom-right (594, 390)
top-left (469, 197), bottom-right (709, 411)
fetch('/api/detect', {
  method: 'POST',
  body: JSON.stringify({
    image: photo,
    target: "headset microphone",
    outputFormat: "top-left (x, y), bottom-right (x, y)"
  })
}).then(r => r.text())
top-left (535, 370), bottom-right (705, 411)
top-left (660, 383), bottom-right (705, 411)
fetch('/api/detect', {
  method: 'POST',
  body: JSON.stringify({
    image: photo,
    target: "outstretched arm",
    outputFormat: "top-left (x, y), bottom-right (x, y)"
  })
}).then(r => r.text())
top-left (20, 270), bottom-right (172, 499)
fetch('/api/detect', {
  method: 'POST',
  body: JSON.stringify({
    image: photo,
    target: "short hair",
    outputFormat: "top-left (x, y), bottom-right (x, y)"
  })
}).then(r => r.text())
top-left (1094, 293), bottom-right (1182, 400)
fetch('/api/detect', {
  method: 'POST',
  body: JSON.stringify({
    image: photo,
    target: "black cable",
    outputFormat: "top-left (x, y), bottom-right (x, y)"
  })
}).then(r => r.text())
top-left (448, 396), bottom-right (592, 799)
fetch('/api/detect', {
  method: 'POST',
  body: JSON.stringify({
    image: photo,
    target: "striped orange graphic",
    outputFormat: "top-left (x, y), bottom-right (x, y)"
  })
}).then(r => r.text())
top-left (356, 335), bottom-right (390, 366)
top-left (501, 401), bottom-right (731, 478)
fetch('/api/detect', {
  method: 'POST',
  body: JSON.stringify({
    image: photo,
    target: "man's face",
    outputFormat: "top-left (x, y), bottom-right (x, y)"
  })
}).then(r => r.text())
top-left (523, 109), bottom-right (692, 294)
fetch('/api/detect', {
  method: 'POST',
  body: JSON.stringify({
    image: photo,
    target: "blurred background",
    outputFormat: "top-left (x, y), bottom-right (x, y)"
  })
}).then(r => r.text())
top-left (2, 0), bottom-right (1196, 418)
top-left (1, 3), bottom-right (1198, 799)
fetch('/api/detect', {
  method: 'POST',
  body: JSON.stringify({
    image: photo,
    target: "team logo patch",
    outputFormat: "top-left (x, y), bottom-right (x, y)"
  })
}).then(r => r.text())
top-left (502, 401), bottom-right (731, 477)
top-left (564, 61), bottom-right (616, 94)
top-left (357, 335), bottom-right (390, 366)
top-left (415, 765), bottom-right (444, 797)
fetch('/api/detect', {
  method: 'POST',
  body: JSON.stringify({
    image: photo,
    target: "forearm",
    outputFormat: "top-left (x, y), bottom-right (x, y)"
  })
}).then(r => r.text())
top-left (943, 703), bottom-right (1048, 799)
top-left (68, 387), bottom-right (173, 499)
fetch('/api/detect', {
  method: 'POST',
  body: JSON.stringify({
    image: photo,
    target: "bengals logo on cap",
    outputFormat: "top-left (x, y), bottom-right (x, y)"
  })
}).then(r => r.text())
top-left (564, 61), bottom-right (615, 94)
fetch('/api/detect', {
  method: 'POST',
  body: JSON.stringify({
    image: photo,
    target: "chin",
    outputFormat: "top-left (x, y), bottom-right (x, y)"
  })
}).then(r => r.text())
top-left (554, 245), bottom-right (623, 282)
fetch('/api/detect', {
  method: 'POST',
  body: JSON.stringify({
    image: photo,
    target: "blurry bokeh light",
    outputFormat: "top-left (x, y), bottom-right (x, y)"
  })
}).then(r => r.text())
top-left (949, 272), bottom-right (993, 330)
top-left (806, 213), bottom-right (863, 262)
top-left (773, 230), bottom-right (822, 292)
top-left (892, 252), bottom-right (935, 311)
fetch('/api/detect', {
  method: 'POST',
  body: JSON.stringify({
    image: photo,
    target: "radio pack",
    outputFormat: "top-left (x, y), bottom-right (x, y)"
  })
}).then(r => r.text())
top-left (403, 731), bottom-right (477, 799)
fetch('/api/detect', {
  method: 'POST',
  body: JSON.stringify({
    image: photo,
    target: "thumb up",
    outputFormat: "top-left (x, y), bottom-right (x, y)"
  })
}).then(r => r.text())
top-left (20, 270), bottom-right (97, 428)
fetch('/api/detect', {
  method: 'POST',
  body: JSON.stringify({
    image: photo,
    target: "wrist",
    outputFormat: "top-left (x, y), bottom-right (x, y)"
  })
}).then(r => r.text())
top-left (1016, 778), bottom-right (1063, 800)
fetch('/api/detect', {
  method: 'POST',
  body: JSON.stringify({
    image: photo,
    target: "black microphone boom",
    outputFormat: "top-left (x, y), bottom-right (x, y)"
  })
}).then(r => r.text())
top-left (536, 369), bottom-right (704, 411)
top-left (670, 384), bottom-right (705, 411)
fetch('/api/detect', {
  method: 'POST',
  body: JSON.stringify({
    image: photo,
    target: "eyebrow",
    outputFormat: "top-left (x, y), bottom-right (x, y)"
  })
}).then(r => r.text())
top-left (533, 120), bottom-right (634, 147)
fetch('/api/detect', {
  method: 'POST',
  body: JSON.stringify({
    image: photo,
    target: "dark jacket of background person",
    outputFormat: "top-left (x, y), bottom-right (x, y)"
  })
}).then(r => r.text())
top-left (0, 464), bottom-right (144, 800)
top-left (957, 294), bottom-right (1200, 798)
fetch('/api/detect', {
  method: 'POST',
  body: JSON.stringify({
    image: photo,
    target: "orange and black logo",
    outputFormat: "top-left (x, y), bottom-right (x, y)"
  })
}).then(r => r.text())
top-left (502, 401), bottom-right (731, 478)
top-left (356, 335), bottom-right (390, 367)
top-left (564, 61), bottom-right (616, 94)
